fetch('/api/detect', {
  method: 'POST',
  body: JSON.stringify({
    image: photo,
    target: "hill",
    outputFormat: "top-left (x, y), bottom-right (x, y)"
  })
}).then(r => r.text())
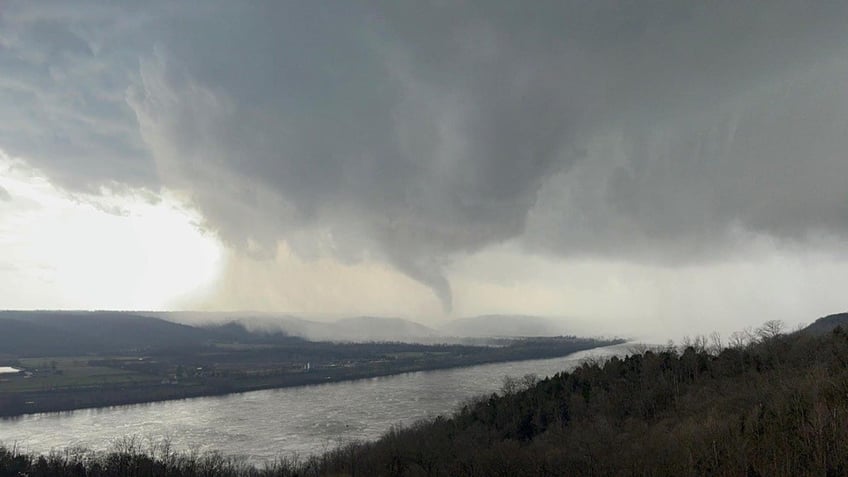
top-left (0, 311), bottom-right (220, 356)
top-left (802, 311), bottom-right (848, 335)
top-left (0, 317), bottom-right (94, 357)
top-left (145, 312), bottom-right (444, 343)
top-left (154, 312), bottom-right (576, 342)
top-left (295, 320), bottom-right (848, 476)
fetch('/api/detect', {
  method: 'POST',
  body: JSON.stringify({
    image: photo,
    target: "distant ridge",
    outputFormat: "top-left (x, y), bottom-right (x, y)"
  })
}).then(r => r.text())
top-left (802, 312), bottom-right (848, 335)
top-left (148, 312), bottom-right (574, 342)
top-left (0, 311), bottom-right (580, 354)
top-left (150, 313), bottom-right (443, 343)
top-left (0, 311), bottom-right (218, 356)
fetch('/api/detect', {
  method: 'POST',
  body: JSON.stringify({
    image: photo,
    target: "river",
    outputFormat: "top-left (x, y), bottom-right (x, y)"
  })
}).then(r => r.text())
top-left (0, 343), bottom-right (629, 464)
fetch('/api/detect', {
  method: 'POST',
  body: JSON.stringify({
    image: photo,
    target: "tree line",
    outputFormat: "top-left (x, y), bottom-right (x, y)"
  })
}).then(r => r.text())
top-left (3, 319), bottom-right (848, 476)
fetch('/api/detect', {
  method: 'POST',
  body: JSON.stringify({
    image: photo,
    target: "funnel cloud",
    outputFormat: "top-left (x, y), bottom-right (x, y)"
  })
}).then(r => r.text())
top-left (1, 1), bottom-right (848, 315)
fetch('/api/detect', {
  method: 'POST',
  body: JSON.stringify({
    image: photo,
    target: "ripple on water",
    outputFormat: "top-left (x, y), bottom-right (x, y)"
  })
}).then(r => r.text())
top-left (0, 344), bottom-right (628, 465)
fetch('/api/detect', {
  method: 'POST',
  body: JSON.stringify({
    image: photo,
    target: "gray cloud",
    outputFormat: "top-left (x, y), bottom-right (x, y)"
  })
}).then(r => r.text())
top-left (526, 56), bottom-right (848, 262)
top-left (3, 1), bottom-right (848, 308)
top-left (0, 1), bottom-right (155, 191)
top-left (0, 186), bottom-right (10, 202)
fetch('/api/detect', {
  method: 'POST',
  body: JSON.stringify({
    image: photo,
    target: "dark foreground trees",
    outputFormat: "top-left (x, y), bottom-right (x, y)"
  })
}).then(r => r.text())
top-left (299, 323), bottom-right (848, 476)
top-left (4, 322), bottom-right (848, 476)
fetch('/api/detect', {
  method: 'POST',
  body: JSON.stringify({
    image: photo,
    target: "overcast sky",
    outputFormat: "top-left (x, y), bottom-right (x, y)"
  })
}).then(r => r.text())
top-left (1, 1), bottom-right (847, 340)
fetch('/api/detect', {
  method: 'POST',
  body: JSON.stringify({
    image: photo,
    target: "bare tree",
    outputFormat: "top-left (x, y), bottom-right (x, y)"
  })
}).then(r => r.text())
top-left (728, 331), bottom-right (749, 349)
top-left (708, 332), bottom-right (723, 355)
top-left (757, 320), bottom-right (785, 341)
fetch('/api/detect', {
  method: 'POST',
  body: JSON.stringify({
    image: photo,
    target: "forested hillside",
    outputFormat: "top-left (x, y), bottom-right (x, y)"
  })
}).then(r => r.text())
top-left (3, 318), bottom-right (848, 476)
top-left (290, 319), bottom-right (848, 476)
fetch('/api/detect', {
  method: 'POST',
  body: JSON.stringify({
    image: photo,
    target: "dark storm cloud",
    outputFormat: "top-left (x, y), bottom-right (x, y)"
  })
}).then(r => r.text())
top-left (525, 56), bottom-right (848, 262)
top-left (2, 1), bottom-right (848, 307)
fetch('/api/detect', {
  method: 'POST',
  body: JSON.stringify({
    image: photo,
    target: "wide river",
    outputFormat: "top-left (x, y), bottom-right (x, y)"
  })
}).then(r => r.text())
top-left (0, 343), bottom-right (628, 464)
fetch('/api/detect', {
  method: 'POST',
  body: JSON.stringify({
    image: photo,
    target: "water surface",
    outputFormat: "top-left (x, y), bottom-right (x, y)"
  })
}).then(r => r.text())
top-left (0, 344), bottom-right (628, 464)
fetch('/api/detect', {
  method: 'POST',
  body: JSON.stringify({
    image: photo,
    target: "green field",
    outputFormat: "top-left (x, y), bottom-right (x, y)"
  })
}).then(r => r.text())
top-left (1, 358), bottom-right (158, 392)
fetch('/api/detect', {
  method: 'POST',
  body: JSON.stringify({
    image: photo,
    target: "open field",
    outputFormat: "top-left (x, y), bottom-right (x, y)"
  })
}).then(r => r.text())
top-left (1, 358), bottom-right (157, 392)
top-left (0, 333), bottom-right (622, 417)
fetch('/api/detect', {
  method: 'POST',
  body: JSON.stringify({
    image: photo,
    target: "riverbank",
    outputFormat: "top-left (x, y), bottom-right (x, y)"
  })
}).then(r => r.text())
top-left (0, 344), bottom-right (630, 464)
top-left (0, 337), bottom-right (623, 417)
top-left (3, 324), bottom-right (840, 476)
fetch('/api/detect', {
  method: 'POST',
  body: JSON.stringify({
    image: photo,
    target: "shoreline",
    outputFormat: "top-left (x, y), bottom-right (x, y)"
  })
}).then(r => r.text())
top-left (0, 341), bottom-right (624, 419)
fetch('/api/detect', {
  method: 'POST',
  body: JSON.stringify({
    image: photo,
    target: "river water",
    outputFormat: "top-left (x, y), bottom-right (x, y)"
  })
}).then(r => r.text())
top-left (0, 344), bottom-right (628, 464)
